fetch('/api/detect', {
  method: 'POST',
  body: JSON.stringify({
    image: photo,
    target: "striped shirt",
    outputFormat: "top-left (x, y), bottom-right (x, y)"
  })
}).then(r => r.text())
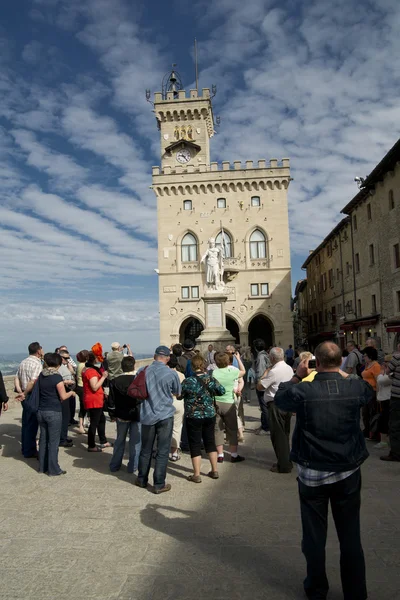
top-left (17, 355), bottom-right (43, 391)
top-left (388, 352), bottom-right (400, 398)
top-left (140, 361), bottom-right (181, 426)
top-left (297, 465), bottom-right (358, 487)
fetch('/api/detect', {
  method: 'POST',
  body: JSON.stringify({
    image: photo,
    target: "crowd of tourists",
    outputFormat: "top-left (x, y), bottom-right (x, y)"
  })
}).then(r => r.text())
top-left (0, 339), bottom-right (267, 488)
top-left (1, 335), bottom-right (400, 599)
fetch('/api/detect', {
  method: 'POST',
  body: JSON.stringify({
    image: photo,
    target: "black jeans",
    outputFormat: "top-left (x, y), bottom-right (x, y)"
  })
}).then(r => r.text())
top-left (268, 401), bottom-right (292, 472)
top-left (186, 417), bottom-right (216, 458)
top-left (378, 400), bottom-right (390, 435)
top-left (389, 396), bottom-right (400, 459)
top-left (60, 398), bottom-right (70, 443)
top-left (362, 393), bottom-right (378, 439)
top-left (69, 393), bottom-right (77, 423)
top-left (21, 398), bottom-right (38, 457)
top-left (76, 386), bottom-right (86, 419)
top-left (87, 408), bottom-right (107, 448)
top-left (256, 389), bottom-right (269, 431)
top-left (298, 469), bottom-right (366, 600)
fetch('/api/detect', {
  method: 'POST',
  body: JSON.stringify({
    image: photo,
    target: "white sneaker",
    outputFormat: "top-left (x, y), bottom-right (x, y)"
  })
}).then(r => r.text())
top-left (374, 441), bottom-right (389, 449)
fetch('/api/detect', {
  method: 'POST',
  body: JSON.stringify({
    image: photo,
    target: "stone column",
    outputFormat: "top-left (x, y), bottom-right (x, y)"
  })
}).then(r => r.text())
top-left (196, 292), bottom-right (235, 352)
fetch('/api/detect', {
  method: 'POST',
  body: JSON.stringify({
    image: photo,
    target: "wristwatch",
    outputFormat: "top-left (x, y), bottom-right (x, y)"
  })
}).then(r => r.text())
top-left (292, 374), bottom-right (302, 382)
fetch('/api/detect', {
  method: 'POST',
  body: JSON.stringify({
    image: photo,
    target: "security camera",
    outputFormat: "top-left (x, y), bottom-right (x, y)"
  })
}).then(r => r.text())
top-left (154, 268), bottom-right (159, 274)
top-left (354, 177), bottom-right (361, 182)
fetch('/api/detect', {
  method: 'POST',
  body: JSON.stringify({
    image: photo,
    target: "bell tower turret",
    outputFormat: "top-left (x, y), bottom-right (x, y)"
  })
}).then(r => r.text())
top-left (151, 67), bottom-right (215, 170)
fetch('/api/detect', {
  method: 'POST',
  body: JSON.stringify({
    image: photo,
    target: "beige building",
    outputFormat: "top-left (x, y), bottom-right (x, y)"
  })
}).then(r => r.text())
top-left (150, 72), bottom-right (293, 349)
top-left (299, 137), bottom-right (400, 352)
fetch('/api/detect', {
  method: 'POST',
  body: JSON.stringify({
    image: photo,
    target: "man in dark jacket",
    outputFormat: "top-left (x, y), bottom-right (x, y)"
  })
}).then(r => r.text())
top-left (253, 338), bottom-right (271, 434)
top-left (108, 356), bottom-right (142, 474)
top-left (275, 341), bottom-right (373, 600)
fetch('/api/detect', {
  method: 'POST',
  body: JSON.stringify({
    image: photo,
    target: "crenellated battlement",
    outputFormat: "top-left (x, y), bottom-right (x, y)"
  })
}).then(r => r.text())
top-left (154, 89), bottom-right (211, 103)
top-left (152, 158), bottom-right (290, 176)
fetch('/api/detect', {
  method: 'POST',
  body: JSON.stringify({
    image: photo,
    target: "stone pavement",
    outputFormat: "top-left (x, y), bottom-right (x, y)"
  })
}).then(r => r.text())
top-left (0, 395), bottom-right (400, 600)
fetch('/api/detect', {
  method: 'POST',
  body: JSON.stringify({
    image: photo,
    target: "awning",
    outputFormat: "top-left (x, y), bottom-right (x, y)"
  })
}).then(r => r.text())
top-left (355, 319), bottom-right (378, 327)
top-left (386, 326), bottom-right (400, 333)
top-left (340, 323), bottom-right (357, 331)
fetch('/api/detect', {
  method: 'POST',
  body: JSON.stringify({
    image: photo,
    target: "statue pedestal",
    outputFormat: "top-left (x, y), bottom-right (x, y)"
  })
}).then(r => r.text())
top-left (195, 292), bottom-right (235, 352)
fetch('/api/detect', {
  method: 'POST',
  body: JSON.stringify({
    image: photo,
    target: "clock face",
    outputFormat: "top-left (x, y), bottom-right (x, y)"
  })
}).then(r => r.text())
top-left (176, 149), bottom-right (191, 164)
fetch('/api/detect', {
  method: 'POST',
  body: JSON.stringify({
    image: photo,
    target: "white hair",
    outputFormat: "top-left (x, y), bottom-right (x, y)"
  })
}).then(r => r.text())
top-left (269, 347), bottom-right (285, 362)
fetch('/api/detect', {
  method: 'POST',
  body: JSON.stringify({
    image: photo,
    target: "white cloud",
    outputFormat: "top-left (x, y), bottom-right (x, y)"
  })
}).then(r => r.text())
top-left (11, 129), bottom-right (88, 189)
top-left (0, 297), bottom-right (160, 354)
top-left (22, 41), bottom-right (43, 64)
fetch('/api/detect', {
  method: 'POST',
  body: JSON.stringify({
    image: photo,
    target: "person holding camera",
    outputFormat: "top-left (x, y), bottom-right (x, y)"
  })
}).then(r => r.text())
top-left (106, 342), bottom-right (133, 381)
top-left (256, 347), bottom-right (294, 473)
top-left (275, 341), bottom-right (373, 600)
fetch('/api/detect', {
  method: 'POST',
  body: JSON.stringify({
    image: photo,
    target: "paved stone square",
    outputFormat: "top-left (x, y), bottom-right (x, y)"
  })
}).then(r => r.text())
top-left (0, 396), bottom-right (399, 600)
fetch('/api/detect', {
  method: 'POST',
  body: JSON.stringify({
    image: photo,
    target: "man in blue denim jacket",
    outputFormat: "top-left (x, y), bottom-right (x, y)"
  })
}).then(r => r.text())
top-left (275, 341), bottom-right (374, 600)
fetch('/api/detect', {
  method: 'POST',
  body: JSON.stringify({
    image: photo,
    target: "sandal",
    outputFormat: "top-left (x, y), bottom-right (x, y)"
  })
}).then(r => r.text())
top-left (100, 442), bottom-right (113, 448)
top-left (187, 475), bottom-right (202, 483)
top-left (88, 447), bottom-right (102, 452)
top-left (208, 471), bottom-right (219, 479)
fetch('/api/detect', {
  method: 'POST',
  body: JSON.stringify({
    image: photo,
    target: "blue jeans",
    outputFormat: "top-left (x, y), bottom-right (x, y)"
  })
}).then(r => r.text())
top-left (109, 420), bottom-right (141, 473)
top-left (21, 398), bottom-right (38, 457)
top-left (37, 410), bottom-right (63, 475)
top-left (256, 390), bottom-right (269, 431)
top-left (138, 417), bottom-right (174, 490)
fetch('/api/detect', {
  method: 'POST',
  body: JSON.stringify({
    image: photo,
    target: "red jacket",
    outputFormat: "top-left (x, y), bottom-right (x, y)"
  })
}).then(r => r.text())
top-left (82, 367), bottom-right (104, 409)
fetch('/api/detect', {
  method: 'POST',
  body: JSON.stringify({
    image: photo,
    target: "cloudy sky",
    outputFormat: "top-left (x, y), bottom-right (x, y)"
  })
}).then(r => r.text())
top-left (1, 0), bottom-right (400, 354)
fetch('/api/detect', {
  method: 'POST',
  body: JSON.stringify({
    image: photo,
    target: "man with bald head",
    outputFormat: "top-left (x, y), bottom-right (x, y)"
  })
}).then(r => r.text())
top-left (257, 347), bottom-right (293, 472)
top-left (275, 341), bottom-right (373, 600)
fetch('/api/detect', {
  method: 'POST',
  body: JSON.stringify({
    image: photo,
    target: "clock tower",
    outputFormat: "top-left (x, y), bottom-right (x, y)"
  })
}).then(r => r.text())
top-left (154, 68), bottom-right (214, 170)
top-left (151, 69), bottom-right (293, 351)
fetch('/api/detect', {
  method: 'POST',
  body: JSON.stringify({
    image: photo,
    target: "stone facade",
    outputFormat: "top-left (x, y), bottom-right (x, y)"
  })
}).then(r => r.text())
top-left (152, 86), bottom-right (293, 349)
top-left (300, 138), bottom-right (400, 352)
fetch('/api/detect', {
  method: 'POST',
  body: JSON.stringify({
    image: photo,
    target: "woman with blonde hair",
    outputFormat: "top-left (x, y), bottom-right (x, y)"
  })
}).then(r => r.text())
top-left (213, 351), bottom-right (246, 463)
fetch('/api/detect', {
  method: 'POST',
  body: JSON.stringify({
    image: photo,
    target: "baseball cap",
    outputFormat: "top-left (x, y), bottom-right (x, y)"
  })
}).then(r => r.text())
top-left (111, 342), bottom-right (120, 350)
top-left (155, 345), bottom-right (171, 357)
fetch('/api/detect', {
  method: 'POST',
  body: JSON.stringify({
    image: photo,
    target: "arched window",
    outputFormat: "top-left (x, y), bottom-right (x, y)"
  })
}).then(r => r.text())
top-left (217, 197), bottom-right (226, 208)
top-left (215, 230), bottom-right (233, 258)
top-left (250, 229), bottom-right (266, 259)
top-left (251, 196), bottom-right (261, 207)
top-left (181, 233), bottom-right (198, 262)
top-left (183, 200), bottom-right (192, 211)
top-left (389, 189), bottom-right (395, 210)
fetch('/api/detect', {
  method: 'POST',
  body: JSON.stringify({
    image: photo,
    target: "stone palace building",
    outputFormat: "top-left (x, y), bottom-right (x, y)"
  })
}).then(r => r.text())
top-left (150, 70), bottom-right (293, 350)
top-left (294, 138), bottom-right (400, 353)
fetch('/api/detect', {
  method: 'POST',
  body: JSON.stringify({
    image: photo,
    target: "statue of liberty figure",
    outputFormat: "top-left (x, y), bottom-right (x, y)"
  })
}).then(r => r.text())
top-left (201, 238), bottom-right (224, 290)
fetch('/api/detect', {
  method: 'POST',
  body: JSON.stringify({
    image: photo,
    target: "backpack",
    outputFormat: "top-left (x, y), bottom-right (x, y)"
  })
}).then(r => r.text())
top-left (127, 367), bottom-right (149, 401)
top-left (351, 350), bottom-right (364, 377)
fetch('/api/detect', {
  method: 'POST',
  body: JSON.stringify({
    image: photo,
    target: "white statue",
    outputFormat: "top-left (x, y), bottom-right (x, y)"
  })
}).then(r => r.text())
top-left (201, 238), bottom-right (224, 289)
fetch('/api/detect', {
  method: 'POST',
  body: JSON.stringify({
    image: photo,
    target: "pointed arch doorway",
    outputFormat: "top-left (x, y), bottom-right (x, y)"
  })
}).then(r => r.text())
top-left (248, 314), bottom-right (274, 349)
top-left (179, 317), bottom-right (204, 344)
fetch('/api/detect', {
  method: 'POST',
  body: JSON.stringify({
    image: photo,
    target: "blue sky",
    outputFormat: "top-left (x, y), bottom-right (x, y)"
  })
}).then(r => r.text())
top-left (1, 0), bottom-right (400, 354)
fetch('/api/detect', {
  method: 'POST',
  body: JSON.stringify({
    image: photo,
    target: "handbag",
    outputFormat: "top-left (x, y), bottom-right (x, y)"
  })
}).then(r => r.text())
top-left (195, 374), bottom-right (219, 414)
